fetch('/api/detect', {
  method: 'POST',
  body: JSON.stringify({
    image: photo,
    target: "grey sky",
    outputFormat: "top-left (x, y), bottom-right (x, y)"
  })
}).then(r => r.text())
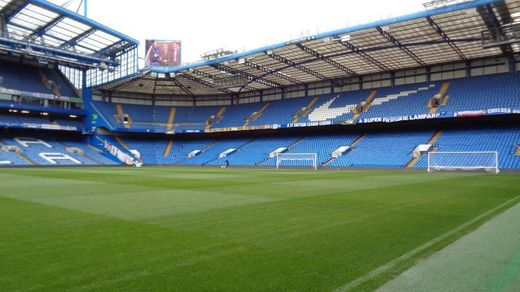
top-left (54, 0), bottom-right (427, 64)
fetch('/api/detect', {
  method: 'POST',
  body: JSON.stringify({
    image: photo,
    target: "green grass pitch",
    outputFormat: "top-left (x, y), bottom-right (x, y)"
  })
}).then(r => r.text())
top-left (0, 167), bottom-right (519, 291)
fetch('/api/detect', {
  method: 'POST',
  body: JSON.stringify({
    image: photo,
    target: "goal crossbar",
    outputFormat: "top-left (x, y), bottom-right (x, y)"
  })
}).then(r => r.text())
top-left (427, 151), bottom-right (499, 174)
top-left (276, 153), bottom-right (317, 170)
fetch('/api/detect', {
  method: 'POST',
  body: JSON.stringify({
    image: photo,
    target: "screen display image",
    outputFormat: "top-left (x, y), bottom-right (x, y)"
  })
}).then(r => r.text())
top-left (145, 40), bottom-right (181, 67)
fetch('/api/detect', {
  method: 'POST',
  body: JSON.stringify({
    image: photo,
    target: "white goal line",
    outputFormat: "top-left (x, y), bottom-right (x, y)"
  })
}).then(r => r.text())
top-left (276, 153), bottom-right (318, 156)
top-left (428, 151), bottom-right (498, 155)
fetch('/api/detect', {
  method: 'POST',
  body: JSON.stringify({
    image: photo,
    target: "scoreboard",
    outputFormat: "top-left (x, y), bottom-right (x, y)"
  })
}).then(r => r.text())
top-left (145, 40), bottom-right (181, 67)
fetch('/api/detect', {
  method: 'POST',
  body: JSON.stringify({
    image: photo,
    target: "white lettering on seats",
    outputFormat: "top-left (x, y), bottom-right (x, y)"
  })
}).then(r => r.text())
top-left (39, 153), bottom-right (82, 165)
top-left (15, 137), bottom-right (53, 148)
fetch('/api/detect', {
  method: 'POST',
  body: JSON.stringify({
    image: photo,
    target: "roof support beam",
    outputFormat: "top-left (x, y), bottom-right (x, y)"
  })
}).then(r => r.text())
top-left (0, 35), bottom-right (118, 66)
top-left (266, 51), bottom-right (329, 80)
top-left (426, 16), bottom-right (467, 61)
top-left (8, 22), bottom-right (69, 43)
top-left (477, 3), bottom-right (513, 54)
top-left (7, 22), bottom-right (103, 56)
top-left (491, 3), bottom-right (514, 29)
top-left (337, 40), bottom-right (392, 72)
top-left (295, 43), bottom-right (358, 76)
top-left (190, 68), bottom-right (257, 91)
top-left (190, 69), bottom-right (214, 79)
top-left (242, 60), bottom-right (302, 84)
top-left (376, 26), bottom-right (427, 67)
top-left (1, 1), bottom-right (30, 21)
top-left (170, 77), bottom-right (195, 97)
top-left (152, 75), bottom-right (159, 96)
top-left (492, 2), bottom-right (515, 55)
top-left (477, 4), bottom-right (504, 53)
top-left (0, 0), bottom-right (137, 67)
top-left (106, 73), bottom-right (145, 92)
top-left (329, 38), bottom-right (481, 60)
top-left (181, 72), bottom-right (235, 95)
top-left (211, 63), bottom-right (282, 88)
top-left (59, 27), bottom-right (97, 49)
top-left (98, 40), bottom-right (133, 58)
top-left (239, 38), bottom-right (479, 91)
top-left (0, 14), bottom-right (5, 38)
top-left (25, 15), bottom-right (66, 41)
top-left (156, 37), bottom-right (481, 91)
top-left (29, 0), bottom-right (139, 45)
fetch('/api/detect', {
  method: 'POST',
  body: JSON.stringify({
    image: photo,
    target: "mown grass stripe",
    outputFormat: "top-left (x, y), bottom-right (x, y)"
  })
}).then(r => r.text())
top-left (0, 167), bottom-right (519, 291)
top-left (335, 195), bottom-right (520, 292)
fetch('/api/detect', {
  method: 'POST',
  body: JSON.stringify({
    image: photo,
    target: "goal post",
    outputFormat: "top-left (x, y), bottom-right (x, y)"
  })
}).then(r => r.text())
top-left (427, 151), bottom-right (499, 174)
top-left (276, 153), bottom-right (318, 170)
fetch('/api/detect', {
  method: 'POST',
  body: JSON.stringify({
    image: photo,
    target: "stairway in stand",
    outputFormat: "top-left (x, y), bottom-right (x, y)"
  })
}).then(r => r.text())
top-left (201, 140), bottom-right (218, 153)
top-left (236, 139), bottom-right (255, 150)
top-left (321, 134), bottom-right (366, 167)
top-left (428, 82), bottom-right (450, 114)
top-left (293, 97), bottom-right (320, 123)
top-left (207, 107), bottom-right (226, 130)
top-left (115, 136), bottom-right (144, 164)
top-left (320, 156), bottom-right (336, 167)
top-left (406, 130), bottom-right (442, 168)
top-left (182, 141), bottom-right (218, 166)
top-left (115, 136), bottom-right (131, 151)
top-left (17, 152), bottom-right (36, 165)
top-left (166, 108), bottom-right (177, 131)
top-left (350, 134), bottom-right (366, 148)
top-left (255, 136), bottom-right (306, 166)
top-left (244, 103), bottom-right (270, 126)
top-left (427, 130), bottom-right (443, 145)
top-left (351, 90), bottom-right (377, 123)
top-left (405, 156), bottom-right (420, 168)
top-left (164, 140), bottom-right (173, 157)
top-left (116, 104), bottom-right (132, 129)
top-left (287, 136), bottom-right (305, 150)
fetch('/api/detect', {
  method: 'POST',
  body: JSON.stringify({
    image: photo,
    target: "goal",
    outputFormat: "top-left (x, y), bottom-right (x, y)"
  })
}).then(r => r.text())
top-left (427, 151), bottom-right (499, 174)
top-left (276, 153), bottom-right (317, 170)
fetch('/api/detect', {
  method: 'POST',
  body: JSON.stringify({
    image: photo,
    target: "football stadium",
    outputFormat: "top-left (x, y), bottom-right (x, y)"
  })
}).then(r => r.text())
top-left (1, 0), bottom-right (520, 290)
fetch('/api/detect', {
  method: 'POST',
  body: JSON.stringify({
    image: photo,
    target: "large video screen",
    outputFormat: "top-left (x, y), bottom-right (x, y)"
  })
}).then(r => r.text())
top-left (145, 40), bottom-right (181, 67)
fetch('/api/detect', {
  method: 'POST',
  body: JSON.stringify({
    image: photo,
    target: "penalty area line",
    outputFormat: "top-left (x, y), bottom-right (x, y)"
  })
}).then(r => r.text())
top-left (333, 195), bottom-right (520, 292)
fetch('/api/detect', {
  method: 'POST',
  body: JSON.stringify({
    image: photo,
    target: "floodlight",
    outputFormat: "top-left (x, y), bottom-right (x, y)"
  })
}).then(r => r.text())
top-left (323, 36), bottom-right (333, 43)
top-left (466, 7), bottom-right (479, 15)
top-left (341, 35), bottom-right (351, 42)
top-left (98, 62), bottom-right (107, 71)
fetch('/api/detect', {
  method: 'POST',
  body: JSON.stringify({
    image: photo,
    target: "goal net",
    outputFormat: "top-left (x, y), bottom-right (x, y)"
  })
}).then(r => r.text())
top-left (276, 153), bottom-right (317, 170)
top-left (427, 151), bottom-right (499, 174)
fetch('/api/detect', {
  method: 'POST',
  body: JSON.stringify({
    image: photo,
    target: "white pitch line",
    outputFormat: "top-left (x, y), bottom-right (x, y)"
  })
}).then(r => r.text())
top-left (333, 195), bottom-right (520, 292)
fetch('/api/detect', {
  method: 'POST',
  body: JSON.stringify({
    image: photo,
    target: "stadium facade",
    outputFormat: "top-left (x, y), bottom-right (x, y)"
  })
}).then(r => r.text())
top-left (0, 0), bottom-right (519, 170)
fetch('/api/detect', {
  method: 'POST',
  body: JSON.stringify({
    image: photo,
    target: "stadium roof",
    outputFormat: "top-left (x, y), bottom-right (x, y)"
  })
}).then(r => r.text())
top-left (102, 0), bottom-right (520, 96)
top-left (0, 0), bottom-right (139, 67)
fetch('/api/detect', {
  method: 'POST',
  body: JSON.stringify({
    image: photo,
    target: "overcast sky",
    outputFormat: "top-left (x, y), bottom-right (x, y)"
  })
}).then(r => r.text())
top-left (54, 0), bottom-right (427, 64)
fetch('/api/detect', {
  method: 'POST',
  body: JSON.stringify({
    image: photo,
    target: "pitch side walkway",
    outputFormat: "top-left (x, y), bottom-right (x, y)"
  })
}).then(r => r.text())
top-left (378, 203), bottom-right (520, 292)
